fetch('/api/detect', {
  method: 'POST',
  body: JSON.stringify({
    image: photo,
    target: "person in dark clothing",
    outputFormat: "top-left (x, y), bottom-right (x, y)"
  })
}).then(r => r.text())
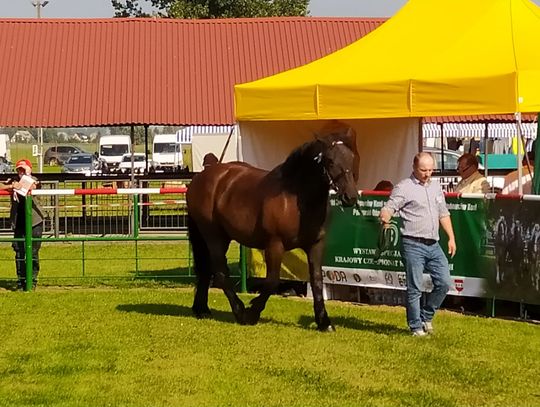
top-left (2, 159), bottom-right (44, 290)
top-left (374, 180), bottom-right (394, 191)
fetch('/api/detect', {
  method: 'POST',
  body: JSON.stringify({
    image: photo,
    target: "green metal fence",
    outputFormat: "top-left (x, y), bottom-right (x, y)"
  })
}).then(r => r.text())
top-left (0, 187), bottom-right (246, 292)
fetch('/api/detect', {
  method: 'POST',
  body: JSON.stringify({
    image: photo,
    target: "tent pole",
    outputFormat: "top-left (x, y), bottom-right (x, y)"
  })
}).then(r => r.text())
top-left (219, 125), bottom-right (235, 163)
top-left (483, 123), bottom-right (488, 181)
top-left (439, 122), bottom-right (445, 171)
top-left (516, 113), bottom-right (523, 195)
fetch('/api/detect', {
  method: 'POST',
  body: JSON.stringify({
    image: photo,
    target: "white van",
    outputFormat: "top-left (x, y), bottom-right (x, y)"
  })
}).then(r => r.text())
top-left (98, 135), bottom-right (131, 169)
top-left (152, 133), bottom-right (183, 171)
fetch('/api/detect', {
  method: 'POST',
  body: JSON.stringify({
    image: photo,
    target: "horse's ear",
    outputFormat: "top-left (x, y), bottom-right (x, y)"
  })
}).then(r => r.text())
top-left (340, 127), bottom-right (360, 183)
top-left (341, 127), bottom-right (357, 149)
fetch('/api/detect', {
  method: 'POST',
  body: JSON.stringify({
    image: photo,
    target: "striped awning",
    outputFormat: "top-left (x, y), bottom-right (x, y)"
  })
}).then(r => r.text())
top-left (423, 122), bottom-right (538, 139)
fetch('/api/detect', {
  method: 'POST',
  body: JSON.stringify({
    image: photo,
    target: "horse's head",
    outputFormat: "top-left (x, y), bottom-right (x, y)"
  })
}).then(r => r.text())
top-left (318, 128), bottom-right (359, 207)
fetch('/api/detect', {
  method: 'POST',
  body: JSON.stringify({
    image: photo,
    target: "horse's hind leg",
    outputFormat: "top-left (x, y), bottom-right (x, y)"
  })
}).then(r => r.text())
top-left (244, 241), bottom-right (284, 325)
top-left (206, 234), bottom-right (246, 324)
top-left (189, 216), bottom-right (212, 318)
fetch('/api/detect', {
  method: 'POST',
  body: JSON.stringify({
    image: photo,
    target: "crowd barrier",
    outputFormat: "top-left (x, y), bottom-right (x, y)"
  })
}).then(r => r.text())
top-left (0, 186), bottom-right (246, 292)
top-left (0, 177), bottom-right (193, 236)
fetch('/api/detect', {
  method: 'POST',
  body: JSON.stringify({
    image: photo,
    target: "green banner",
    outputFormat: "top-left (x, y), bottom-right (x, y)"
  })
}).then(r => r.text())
top-left (323, 194), bottom-right (540, 305)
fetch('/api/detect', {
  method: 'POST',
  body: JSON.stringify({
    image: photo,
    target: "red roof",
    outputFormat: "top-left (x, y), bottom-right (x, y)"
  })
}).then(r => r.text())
top-left (0, 17), bottom-right (383, 128)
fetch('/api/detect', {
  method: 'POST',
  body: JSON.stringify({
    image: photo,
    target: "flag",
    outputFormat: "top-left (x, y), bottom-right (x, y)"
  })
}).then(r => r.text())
top-left (533, 113), bottom-right (540, 194)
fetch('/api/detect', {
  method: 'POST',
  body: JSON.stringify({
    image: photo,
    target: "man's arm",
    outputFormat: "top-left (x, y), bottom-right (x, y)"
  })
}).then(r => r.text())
top-left (440, 215), bottom-right (456, 257)
top-left (379, 182), bottom-right (404, 227)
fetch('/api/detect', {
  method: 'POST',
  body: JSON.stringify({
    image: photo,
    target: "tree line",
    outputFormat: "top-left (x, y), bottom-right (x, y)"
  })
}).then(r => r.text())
top-left (111, 0), bottom-right (309, 18)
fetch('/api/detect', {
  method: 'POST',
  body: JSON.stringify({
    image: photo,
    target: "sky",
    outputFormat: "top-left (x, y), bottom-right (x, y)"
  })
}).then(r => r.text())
top-left (1, 0), bottom-right (540, 18)
top-left (0, 0), bottom-right (416, 18)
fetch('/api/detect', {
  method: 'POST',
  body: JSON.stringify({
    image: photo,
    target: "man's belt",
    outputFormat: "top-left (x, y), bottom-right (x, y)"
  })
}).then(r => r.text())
top-left (402, 235), bottom-right (437, 246)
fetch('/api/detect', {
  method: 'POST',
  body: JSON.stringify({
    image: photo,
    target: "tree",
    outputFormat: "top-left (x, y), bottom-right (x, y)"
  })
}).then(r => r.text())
top-left (111, 0), bottom-right (309, 19)
top-left (108, 126), bottom-right (148, 144)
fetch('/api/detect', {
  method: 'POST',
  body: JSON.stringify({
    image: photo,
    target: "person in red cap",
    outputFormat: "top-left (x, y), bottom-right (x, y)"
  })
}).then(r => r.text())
top-left (0, 158), bottom-right (44, 290)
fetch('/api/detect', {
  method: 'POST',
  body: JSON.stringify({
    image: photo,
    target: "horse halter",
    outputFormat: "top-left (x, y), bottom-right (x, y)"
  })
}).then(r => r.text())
top-left (313, 140), bottom-right (351, 194)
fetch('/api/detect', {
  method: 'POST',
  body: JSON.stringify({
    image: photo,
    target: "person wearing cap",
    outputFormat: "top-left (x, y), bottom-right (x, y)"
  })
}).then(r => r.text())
top-left (1, 159), bottom-right (44, 290)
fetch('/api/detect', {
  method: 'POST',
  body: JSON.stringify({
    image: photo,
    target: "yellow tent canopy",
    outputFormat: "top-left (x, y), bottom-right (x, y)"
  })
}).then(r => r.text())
top-left (235, 0), bottom-right (540, 121)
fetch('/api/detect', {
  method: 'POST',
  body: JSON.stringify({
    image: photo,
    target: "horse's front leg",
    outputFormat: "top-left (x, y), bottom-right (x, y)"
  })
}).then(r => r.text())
top-left (308, 238), bottom-right (334, 332)
top-left (244, 240), bottom-right (284, 325)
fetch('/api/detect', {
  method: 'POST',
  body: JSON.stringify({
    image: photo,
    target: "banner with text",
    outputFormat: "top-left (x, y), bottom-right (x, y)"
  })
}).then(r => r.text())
top-left (323, 194), bottom-right (540, 304)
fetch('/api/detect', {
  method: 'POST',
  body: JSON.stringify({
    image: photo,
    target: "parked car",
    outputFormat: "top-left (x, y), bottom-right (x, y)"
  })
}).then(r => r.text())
top-left (61, 153), bottom-right (103, 175)
top-left (0, 156), bottom-right (13, 173)
top-left (117, 153), bottom-right (154, 174)
top-left (44, 145), bottom-right (87, 166)
top-left (424, 147), bottom-right (507, 192)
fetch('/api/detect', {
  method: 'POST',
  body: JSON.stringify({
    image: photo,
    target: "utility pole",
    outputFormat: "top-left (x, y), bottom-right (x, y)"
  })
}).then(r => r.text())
top-left (32, 1), bottom-right (49, 18)
top-left (31, 1), bottom-right (50, 172)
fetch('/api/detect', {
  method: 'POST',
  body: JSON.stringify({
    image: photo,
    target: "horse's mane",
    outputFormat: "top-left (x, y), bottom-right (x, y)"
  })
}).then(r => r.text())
top-left (277, 131), bottom-right (352, 181)
top-left (278, 139), bottom-right (324, 180)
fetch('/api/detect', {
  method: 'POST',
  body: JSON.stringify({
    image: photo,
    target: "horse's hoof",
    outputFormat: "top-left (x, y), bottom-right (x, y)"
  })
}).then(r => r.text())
top-left (243, 308), bottom-right (260, 326)
top-left (235, 314), bottom-right (248, 325)
top-left (318, 324), bottom-right (336, 332)
top-left (192, 307), bottom-right (212, 319)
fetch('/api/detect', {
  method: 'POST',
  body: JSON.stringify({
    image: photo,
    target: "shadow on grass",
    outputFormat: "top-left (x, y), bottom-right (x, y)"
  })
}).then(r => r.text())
top-left (116, 303), bottom-right (238, 324)
top-left (0, 279), bottom-right (17, 291)
top-left (131, 265), bottom-right (242, 287)
top-left (117, 302), bottom-right (297, 328)
top-left (297, 314), bottom-right (406, 335)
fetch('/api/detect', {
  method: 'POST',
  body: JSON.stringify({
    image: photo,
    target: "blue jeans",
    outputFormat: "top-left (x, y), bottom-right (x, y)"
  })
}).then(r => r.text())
top-left (400, 238), bottom-right (451, 331)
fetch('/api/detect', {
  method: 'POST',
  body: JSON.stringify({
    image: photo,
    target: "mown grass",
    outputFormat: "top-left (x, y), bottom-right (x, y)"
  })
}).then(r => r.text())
top-left (0, 241), bottom-right (240, 285)
top-left (0, 288), bottom-right (538, 407)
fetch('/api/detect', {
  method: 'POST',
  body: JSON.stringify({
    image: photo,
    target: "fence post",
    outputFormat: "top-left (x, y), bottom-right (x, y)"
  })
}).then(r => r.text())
top-left (24, 194), bottom-right (33, 292)
top-left (133, 194), bottom-right (139, 238)
top-left (240, 245), bottom-right (247, 293)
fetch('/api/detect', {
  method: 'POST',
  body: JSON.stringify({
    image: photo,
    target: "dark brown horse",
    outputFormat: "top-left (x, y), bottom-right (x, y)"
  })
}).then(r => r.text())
top-left (186, 128), bottom-right (359, 331)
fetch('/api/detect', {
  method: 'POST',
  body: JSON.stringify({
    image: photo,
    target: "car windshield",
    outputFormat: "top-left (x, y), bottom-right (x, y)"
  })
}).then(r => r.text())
top-left (425, 149), bottom-right (460, 171)
top-left (122, 155), bottom-right (145, 163)
top-left (101, 144), bottom-right (129, 156)
top-left (154, 143), bottom-right (177, 153)
top-left (67, 155), bottom-right (92, 164)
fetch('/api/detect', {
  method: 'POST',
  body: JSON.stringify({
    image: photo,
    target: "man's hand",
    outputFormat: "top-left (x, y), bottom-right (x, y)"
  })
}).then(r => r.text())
top-left (379, 208), bottom-right (392, 228)
top-left (440, 216), bottom-right (456, 258)
top-left (448, 238), bottom-right (457, 258)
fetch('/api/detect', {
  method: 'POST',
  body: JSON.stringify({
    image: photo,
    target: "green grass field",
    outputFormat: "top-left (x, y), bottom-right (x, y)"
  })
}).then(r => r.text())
top-left (0, 240), bottom-right (241, 286)
top-left (0, 288), bottom-right (538, 407)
